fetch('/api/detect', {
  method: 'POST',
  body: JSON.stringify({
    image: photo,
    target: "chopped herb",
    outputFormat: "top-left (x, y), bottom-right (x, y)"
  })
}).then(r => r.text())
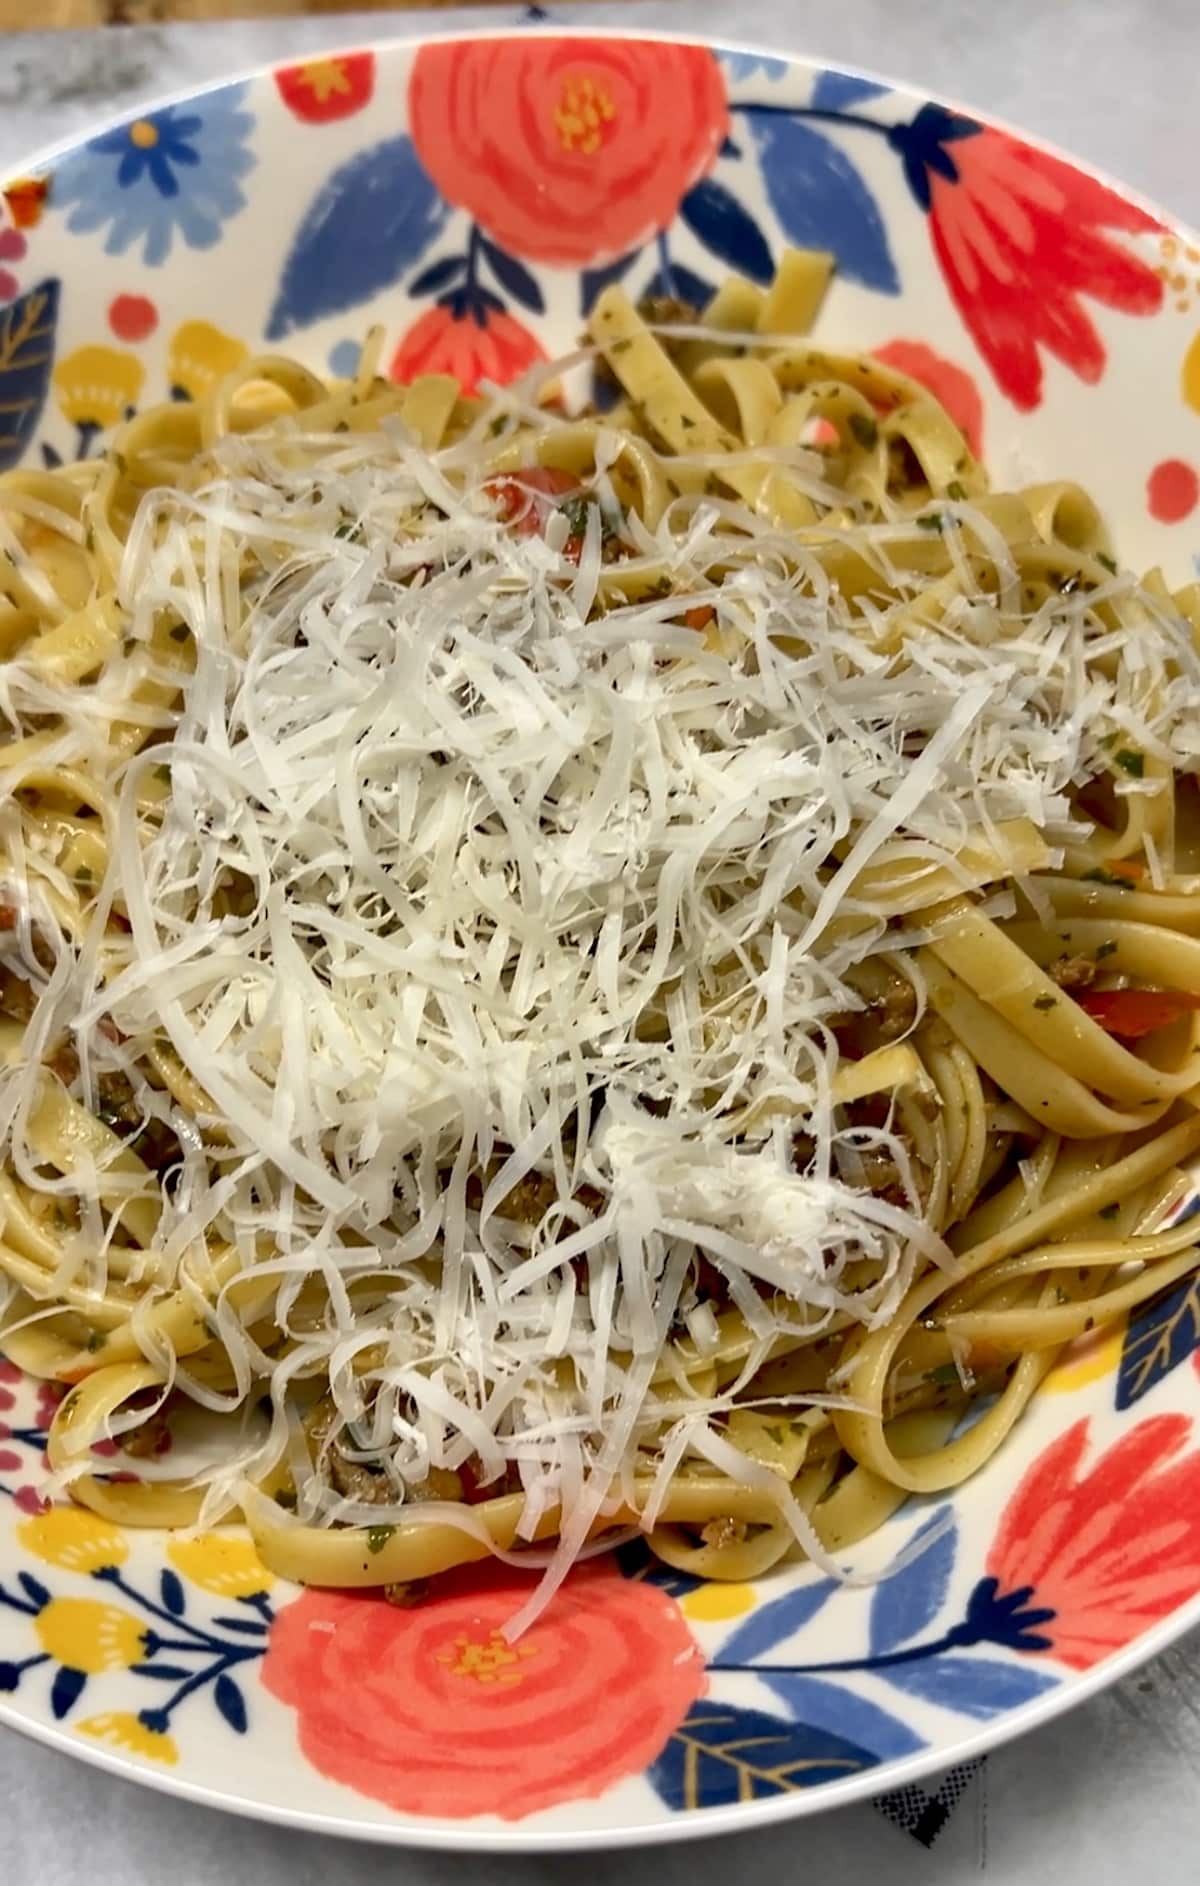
top-left (73, 864), bottom-right (94, 888)
top-left (1096, 551), bottom-right (1117, 574)
top-left (334, 521), bottom-right (360, 542)
top-left (847, 412), bottom-right (878, 450)
top-left (1095, 940), bottom-right (1118, 961)
top-left (916, 512), bottom-right (944, 532)
top-left (610, 338), bottom-right (632, 356)
top-left (153, 763), bottom-right (171, 783)
top-left (1055, 1286), bottom-right (1070, 1304)
top-left (169, 624), bottom-right (189, 643)
top-left (680, 414), bottom-right (695, 430)
top-left (83, 524), bottom-right (96, 554)
top-left (85, 1328), bottom-right (107, 1353)
top-left (111, 452), bottom-right (127, 476)
top-left (945, 480), bottom-right (967, 501)
top-left (1033, 994), bottom-right (1058, 1011)
top-left (1098, 1203), bottom-right (1120, 1220)
top-left (1083, 868), bottom-right (1133, 890)
top-left (762, 1422), bottom-right (787, 1447)
top-left (1114, 748), bottom-right (1144, 778)
top-left (927, 1362), bottom-right (961, 1387)
top-left (366, 1523), bottom-right (395, 1554)
top-left (488, 416), bottom-right (506, 438)
top-left (274, 1488), bottom-right (298, 1511)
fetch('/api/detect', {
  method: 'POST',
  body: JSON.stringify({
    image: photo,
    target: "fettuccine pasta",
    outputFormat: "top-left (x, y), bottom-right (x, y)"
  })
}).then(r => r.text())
top-left (2, 251), bottom-right (1199, 1625)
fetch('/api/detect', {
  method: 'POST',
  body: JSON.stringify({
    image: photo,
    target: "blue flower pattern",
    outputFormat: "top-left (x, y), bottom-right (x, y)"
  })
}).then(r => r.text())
top-left (51, 86), bottom-right (256, 267)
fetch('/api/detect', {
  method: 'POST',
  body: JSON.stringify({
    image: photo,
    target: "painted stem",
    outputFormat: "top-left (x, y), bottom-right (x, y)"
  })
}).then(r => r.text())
top-left (711, 1625), bottom-right (980, 1679)
top-left (656, 231), bottom-right (676, 298)
top-left (737, 102), bottom-right (896, 136)
top-left (153, 1645), bottom-right (259, 1723)
top-left (95, 1568), bottom-right (226, 1650)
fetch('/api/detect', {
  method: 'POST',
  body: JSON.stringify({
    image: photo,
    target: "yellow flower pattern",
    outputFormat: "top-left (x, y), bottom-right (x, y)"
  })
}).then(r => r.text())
top-left (167, 320), bottom-right (247, 403)
top-left (18, 1507), bottom-right (127, 1573)
top-left (679, 1582), bottom-right (757, 1624)
top-left (52, 345), bottom-right (145, 432)
top-left (35, 1598), bottom-right (146, 1673)
top-left (166, 1532), bottom-right (274, 1599)
top-left (78, 1712), bottom-right (179, 1765)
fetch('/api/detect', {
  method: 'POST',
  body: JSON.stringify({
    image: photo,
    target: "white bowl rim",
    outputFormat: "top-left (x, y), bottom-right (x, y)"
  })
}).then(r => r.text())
top-left (2, 19), bottom-right (1198, 1852)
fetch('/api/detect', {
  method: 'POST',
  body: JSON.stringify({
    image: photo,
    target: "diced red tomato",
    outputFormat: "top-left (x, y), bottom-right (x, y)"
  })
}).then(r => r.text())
top-left (684, 605), bottom-right (716, 632)
top-left (1102, 857), bottom-right (1146, 884)
top-left (1076, 987), bottom-right (1200, 1038)
top-left (486, 466), bottom-right (578, 535)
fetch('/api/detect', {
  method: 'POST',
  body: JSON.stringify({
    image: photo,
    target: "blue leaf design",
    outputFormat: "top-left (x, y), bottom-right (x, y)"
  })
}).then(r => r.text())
top-left (880, 1652), bottom-right (1058, 1720)
top-left (615, 1538), bottom-right (703, 1599)
top-left (479, 235), bottom-right (545, 315)
top-left (869, 1507), bottom-right (956, 1655)
top-left (50, 1665), bottom-right (86, 1720)
top-left (647, 1698), bottom-right (879, 1808)
top-left (160, 1569), bottom-right (186, 1617)
top-left (18, 1572), bottom-right (50, 1609)
top-left (679, 177), bottom-right (774, 285)
top-left (752, 118), bottom-right (899, 293)
top-left (810, 70), bottom-right (891, 109)
top-left (214, 1672), bottom-right (248, 1733)
top-left (267, 136), bottom-right (448, 341)
top-left (643, 263), bottom-right (715, 309)
top-left (580, 249), bottom-right (641, 316)
top-left (758, 1672), bottom-right (925, 1760)
top-left (1116, 1272), bottom-right (1200, 1410)
top-left (0, 280), bottom-right (60, 473)
top-left (40, 440), bottom-right (63, 470)
top-left (408, 253), bottom-right (466, 298)
top-left (211, 1614), bottom-right (269, 1635)
top-left (131, 1663), bottom-right (193, 1681)
top-left (720, 51), bottom-right (790, 84)
top-left (719, 1576), bottom-right (836, 1665)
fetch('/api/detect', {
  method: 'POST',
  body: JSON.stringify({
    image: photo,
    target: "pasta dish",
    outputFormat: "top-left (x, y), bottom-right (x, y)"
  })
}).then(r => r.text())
top-left (2, 251), bottom-right (1200, 1627)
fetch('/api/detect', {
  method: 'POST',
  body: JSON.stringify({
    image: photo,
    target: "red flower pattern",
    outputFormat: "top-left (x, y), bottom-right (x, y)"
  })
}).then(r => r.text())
top-left (0, 226), bottom-right (24, 305)
top-left (108, 293), bottom-right (158, 343)
top-left (408, 38), bottom-right (729, 267)
top-left (0, 1362), bottom-right (61, 1513)
top-left (1, 179), bottom-right (46, 231)
top-left (261, 1560), bottom-right (705, 1820)
top-left (871, 338), bottom-right (984, 458)
top-left (987, 1415), bottom-right (1200, 1670)
top-left (925, 127), bottom-right (1163, 411)
top-left (388, 304), bottom-right (546, 397)
top-left (274, 53), bottom-right (375, 124)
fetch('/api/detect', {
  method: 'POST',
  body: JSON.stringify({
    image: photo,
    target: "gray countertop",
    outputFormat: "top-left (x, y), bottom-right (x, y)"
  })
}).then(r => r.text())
top-left (2, 2), bottom-right (1199, 1879)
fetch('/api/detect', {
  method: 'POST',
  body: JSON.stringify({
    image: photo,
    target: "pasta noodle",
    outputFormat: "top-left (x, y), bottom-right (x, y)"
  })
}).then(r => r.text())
top-left (1, 250), bottom-right (1199, 1624)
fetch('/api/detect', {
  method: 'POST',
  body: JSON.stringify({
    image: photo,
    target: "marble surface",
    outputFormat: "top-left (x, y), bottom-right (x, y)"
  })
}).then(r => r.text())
top-left (2, 2), bottom-right (1200, 1879)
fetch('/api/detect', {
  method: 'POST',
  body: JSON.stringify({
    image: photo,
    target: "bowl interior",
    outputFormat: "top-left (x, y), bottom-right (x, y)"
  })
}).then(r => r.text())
top-left (1, 28), bottom-right (1199, 1851)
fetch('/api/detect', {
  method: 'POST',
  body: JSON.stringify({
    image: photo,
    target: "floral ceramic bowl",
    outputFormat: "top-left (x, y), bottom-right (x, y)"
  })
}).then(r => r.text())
top-left (2, 25), bottom-right (1200, 1852)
